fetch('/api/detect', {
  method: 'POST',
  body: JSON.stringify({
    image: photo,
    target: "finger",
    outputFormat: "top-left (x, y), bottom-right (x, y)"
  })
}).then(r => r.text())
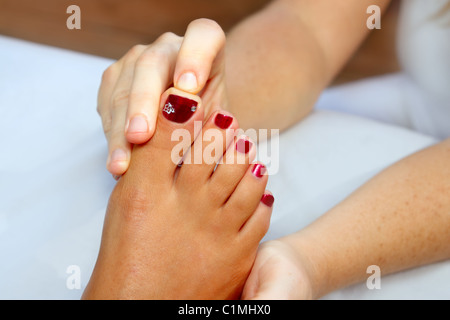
top-left (248, 280), bottom-right (289, 300)
top-left (97, 60), bottom-right (122, 141)
top-left (107, 44), bottom-right (146, 175)
top-left (173, 18), bottom-right (226, 94)
top-left (125, 33), bottom-right (182, 144)
top-left (106, 106), bottom-right (132, 176)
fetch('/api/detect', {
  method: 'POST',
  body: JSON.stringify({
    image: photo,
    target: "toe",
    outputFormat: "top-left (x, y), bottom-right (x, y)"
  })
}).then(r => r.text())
top-left (206, 135), bottom-right (257, 204)
top-left (176, 110), bottom-right (238, 186)
top-left (238, 191), bottom-right (274, 247)
top-left (126, 87), bottom-right (204, 184)
top-left (223, 162), bottom-right (269, 229)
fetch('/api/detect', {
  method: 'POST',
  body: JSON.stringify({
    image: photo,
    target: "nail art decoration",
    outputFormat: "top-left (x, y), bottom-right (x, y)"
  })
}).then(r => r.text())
top-left (162, 94), bottom-right (198, 123)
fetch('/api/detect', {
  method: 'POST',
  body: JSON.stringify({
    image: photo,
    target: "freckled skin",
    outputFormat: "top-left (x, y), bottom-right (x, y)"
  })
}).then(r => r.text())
top-left (278, 139), bottom-right (450, 298)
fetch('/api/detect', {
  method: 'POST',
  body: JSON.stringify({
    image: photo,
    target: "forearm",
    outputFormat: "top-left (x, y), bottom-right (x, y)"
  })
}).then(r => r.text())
top-left (225, 0), bottom-right (391, 131)
top-left (283, 139), bottom-right (450, 299)
top-left (225, 1), bottom-right (327, 131)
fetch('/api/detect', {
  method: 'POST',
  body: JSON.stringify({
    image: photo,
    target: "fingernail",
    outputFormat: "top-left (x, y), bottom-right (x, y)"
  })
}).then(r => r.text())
top-left (162, 94), bottom-right (198, 123)
top-left (110, 148), bottom-right (128, 163)
top-left (127, 115), bottom-right (148, 134)
top-left (177, 72), bottom-right (198, 92)
top-left (214, 113), bottom-right (233, 129)
top-left (261, 193), bottom-right (275, 207)
top-left (252, 164), bottom-right (267, 178)
top-left (236, 138), bottom-right (253, 154)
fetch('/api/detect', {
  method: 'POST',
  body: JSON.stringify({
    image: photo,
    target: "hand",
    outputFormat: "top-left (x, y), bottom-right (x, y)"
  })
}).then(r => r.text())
top-left (242, 240), bottom-right (315, 300)
top-left (97, 18), bottom-right (228, 177)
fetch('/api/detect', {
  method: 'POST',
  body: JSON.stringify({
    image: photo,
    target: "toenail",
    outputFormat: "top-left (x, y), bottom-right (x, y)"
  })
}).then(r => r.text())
top-left (236, 138), bottom-right (253, 154)
top-left (252, 164), bottom-right (267, 178)
top-left (162, 94), bottom-right (198, 123)
top-left (261, 193), bottom-right (275, 207)
top-left (214, 113), bottom-right (233, 129)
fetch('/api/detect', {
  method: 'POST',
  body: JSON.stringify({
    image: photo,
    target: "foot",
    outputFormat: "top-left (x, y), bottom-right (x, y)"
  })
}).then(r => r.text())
top-left (83, 88), bottom-right (274, 299)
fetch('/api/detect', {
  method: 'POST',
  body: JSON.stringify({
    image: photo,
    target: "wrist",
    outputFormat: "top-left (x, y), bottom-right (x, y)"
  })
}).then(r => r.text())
top-left (280, 231), bottom-right (333, 300)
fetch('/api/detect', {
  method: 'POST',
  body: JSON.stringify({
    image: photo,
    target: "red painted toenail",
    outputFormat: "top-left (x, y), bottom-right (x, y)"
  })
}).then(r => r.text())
top-left (261, 193), bottom-right (274, 207)
top-left (252, 164), bottom-right (267, 178)
top-left (236, 139), bottom-right (252, 154)
top-left (214, 113), bottom-right (233, 129)
top-left (162, 94), bottom-right (198, 123)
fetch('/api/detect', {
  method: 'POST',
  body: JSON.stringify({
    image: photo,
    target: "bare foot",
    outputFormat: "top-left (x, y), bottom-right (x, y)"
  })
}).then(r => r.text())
top-left (83, 88), bottom-right (274, 299)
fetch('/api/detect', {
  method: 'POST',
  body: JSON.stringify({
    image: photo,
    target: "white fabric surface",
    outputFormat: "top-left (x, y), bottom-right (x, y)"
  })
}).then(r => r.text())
top-left (397, 0), bottom-right (450, 139)
top-left (316, 0), bottom-right (450, 139)
top-left (0, 0), bottom-right (449, 298)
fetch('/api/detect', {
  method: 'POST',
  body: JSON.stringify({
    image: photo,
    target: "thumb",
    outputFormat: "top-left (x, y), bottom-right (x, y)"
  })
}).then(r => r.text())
top-left (174, 19), bottom-right (226, 94)
top-left (248, 279), bottom-right (291, 300)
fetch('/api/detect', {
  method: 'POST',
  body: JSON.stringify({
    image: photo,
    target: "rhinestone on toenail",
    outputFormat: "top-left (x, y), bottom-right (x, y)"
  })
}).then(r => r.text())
top-left (162, 95), bottom-right (198, 123)
top-left (163, 102), bottom-right (175, 114)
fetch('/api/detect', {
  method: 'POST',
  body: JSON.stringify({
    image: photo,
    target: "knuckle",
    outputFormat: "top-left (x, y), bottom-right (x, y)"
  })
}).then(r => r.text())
top-left (112, 89), bottom-right (130, 109)
top-left (101, 64), bottom-right (117, 83)
top-left (157, 31), bottom-right (182, 43)
top-left (136, 47), bottom-right (169, 68)
top-left (126, 44), bottom-right (146, 60)
top-left (102, 116), bottom-right (113, 136)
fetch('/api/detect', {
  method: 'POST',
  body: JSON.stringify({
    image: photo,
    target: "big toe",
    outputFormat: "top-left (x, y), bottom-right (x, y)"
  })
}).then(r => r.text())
top-left (126, 87), bottom-right (204, 185)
